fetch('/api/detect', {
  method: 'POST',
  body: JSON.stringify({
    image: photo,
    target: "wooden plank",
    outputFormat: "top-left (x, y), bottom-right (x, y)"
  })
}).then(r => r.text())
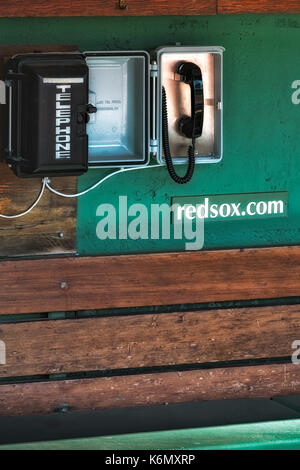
top-left (218, 0), bottom-right (300, 14)
top-left (1, 0), bottom-right (299, 17)
top-left (0, 164), bottom-right (77, 257)
top-left (0, 1), bottom-right (217, 17)
top-left (0, 246), bottom-right (300, 314)
top-left (0, 362), bottom-right (299, 416)
top-left (0, 304), bottom-right (298, 377)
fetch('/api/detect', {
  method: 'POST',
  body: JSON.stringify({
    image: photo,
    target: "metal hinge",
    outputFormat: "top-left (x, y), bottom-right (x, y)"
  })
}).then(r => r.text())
top-left (150, 61), bottom-right (158, 154)
top-left (150, 139), bottom-right (158, 155)
top-left (150, 61), bottom-right (158, 78)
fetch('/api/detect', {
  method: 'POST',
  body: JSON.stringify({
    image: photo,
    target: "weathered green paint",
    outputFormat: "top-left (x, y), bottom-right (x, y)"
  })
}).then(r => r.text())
top-left (75, 14), bottom-right (300, 254)
top-left (0, 15), bottom-right (299, 254)
top-left (1, 419), bottom-right (300, 450)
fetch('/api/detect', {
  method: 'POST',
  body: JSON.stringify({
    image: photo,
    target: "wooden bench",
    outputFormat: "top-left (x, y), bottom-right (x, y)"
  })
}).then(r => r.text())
top-left (1, 245), bottom-right (300, 417)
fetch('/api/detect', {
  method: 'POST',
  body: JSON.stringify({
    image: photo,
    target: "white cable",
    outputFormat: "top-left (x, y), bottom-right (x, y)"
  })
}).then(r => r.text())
top-left (0, 164), bottom-right (163, 219)
top-left (45, 164), bottom-right (163, 198)
top-left (0, 178), bottom-right (46, 219)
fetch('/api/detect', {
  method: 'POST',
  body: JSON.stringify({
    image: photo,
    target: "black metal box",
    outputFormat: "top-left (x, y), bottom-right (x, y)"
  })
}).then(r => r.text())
top-left (5, 53), bottom-right (89, 177)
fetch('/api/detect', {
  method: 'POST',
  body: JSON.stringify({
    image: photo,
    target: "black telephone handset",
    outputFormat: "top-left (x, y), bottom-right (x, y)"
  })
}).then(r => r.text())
top-left (162, 61), bottom-right (204, 184)
top-left (177, 62), bottom-right (204, 140)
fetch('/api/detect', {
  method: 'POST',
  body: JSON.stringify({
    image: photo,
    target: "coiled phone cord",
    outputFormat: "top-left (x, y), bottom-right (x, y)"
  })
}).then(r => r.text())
top-left (161, 86), bottom-right (195, 184)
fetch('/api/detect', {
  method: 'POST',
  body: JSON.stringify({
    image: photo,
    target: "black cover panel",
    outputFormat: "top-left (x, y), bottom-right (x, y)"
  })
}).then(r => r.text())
top-left (5, 53), bottom-right (89, 177)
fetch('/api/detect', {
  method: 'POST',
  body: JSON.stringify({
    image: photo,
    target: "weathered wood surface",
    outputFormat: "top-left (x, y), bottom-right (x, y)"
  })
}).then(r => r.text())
top-left (0, 1), bottom-right (217, 17)
top-left (0, 362), bottom-right (299, 416)
top-left (219, 0), bottom-right (300, 14)
top-left (0, 0), bottom-right (299, 16)
top-left (0, 246), bottom-right (300, 314)
top-left (0, 304), bottom-right (298, 377)
top-left (0, 164), bottom-right (77, 256)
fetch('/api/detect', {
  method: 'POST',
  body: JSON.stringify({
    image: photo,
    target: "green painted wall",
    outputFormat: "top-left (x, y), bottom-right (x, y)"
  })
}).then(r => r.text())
top-left (1, 15), bottom-right (300, 255)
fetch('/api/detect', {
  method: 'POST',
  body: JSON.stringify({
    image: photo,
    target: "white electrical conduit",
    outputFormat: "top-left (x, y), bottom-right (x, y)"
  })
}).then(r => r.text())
top-left (0, 164), bottom-right (163, 218)
top-left (44, 165), bottom-right (163, 198)
top-left (0, 177), bottom-right (47, 219)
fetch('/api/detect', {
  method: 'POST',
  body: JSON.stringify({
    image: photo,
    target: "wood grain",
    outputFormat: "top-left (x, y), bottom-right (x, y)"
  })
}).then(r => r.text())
top-left (0, 1), bottom-right (217, 17)
top-left (0, 304), bottom-right (298, 377)
top-left (218, 0), bottom-right (300, 14)
top-left (0, 245), bottom-right (300, 314)
top-left (0, 164), bottom-right (77, 256)
top-left (0, 362), bottom-right (299, 416)
top-left (1, 0), bottom-right (299, 17)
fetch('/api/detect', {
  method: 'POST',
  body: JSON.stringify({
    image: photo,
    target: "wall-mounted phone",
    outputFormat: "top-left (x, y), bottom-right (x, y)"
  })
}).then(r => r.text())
top-left (2, 46), bottom-right (224, 179)
top-left (157, 46), bottom-right (223, 184)
top-left (162, 61), bottom-right (204, 184)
